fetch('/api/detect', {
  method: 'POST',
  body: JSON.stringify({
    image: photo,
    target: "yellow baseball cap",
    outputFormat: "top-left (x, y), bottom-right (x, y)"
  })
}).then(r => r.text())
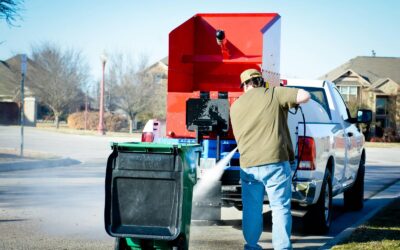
top-left (240, 69), bottom-right (262, 85)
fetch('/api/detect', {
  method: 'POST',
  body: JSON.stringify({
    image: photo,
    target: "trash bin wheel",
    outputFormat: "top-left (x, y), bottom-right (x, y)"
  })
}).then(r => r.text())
top-left (114, 237), bottom-right (130, 250)
top-left (171, 234), bottom-right (186, 250)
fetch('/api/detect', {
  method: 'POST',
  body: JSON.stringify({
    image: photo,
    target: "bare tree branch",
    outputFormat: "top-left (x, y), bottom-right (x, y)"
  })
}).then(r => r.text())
top-left (107, 53), bottom-right (149, 132)
top-left (30, 42), bottom-right (89, 128)
top-left (0, 0), bottom-right (23, 26)
top-left (105, 52), bottom-right (167, 132)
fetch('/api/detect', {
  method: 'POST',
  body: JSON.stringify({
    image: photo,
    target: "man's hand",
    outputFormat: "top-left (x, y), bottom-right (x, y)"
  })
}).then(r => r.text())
top-left (296, 89), bottom-right (311, 104)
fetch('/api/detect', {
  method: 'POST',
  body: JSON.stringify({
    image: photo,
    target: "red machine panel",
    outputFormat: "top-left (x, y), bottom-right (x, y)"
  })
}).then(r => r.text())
top-left (167, 13), bottom-right (280, 138)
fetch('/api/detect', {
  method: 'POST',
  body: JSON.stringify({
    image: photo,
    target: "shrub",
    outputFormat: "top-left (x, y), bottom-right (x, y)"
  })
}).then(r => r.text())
top-left (383, 128), bottom-right (400, 142)
top-left (104, 113), bottom-right (128, 132)
top-left (67, 112), bottom-right (128, 132)
top-left (370, 137), bottom-right (384, 143)
top-left (369, 128), bottom-right (400, 143)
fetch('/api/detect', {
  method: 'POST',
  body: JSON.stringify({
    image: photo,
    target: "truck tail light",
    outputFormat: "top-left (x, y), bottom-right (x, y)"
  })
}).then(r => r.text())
top-left (141, 132), bottom-right (154, 142)
top-left (298, 137), bottom-right (316, 170)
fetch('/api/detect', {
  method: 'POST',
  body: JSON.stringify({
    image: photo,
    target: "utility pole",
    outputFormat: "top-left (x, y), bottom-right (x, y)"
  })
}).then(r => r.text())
top-left (20, 54), bottom-right (27, 157)
top-left (98, 53), bottom-right (107, 135)
top-left (85, 90), bottom-right (88, 130)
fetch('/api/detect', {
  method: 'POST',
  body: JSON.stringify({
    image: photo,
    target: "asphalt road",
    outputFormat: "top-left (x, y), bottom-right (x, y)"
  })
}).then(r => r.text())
top-left (0, 126), bottom-right (399, 249)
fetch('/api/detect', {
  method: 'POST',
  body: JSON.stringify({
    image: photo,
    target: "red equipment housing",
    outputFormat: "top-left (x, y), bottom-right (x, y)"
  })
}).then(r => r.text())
top-left (167, 13), bottom-right (281, 138)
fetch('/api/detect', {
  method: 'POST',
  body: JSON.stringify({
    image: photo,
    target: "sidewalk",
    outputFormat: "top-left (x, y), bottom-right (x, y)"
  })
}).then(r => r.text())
top-left (0, 149), bottom-right (80, 172)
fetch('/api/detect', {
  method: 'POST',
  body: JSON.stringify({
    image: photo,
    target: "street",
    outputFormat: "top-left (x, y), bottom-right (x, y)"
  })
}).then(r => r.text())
top-left (0, 126), bottom-right (399, 249)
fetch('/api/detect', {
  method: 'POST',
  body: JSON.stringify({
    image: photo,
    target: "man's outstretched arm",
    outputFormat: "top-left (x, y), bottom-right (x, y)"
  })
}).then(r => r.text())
top-left (296, 89), bottom-right (311, 104)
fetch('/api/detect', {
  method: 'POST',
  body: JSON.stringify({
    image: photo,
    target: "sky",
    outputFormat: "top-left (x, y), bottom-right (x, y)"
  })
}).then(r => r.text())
top-left (1, 0), bottom-right (399, 82)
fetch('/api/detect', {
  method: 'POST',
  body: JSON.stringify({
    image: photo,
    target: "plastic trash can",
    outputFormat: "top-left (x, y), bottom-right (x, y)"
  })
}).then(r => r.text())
top-left (105, 142), bottom-right (202, 250)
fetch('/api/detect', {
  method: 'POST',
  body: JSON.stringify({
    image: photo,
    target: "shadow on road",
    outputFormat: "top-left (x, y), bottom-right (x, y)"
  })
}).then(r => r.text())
top-left (0, 219), bottom-right (28, 223)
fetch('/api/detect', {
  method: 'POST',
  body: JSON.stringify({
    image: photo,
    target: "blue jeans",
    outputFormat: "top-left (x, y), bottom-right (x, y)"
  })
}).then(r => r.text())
top-left (240, 161), bottom-right (292, 250)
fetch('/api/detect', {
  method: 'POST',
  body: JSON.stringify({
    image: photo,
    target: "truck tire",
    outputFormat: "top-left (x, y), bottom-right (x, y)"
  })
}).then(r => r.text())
top-left (114, 238), bottom-right (130, 250)
top-left (344, 155), bottom-right (365, 211)
top-left (305, 169), bottom-right (332, 234)
top-left (234, 203), bottom-right (243, 211)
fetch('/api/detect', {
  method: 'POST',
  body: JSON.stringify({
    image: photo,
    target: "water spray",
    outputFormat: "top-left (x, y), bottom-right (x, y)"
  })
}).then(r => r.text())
top-left (193, 147), bottom-right (238, 200)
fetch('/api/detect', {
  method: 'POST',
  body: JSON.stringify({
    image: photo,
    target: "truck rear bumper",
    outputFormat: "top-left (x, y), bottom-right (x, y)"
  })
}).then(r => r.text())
top-left (291, 179), bottom-right (322, 204)
top-left (221, 179), bottom-right (322, 206)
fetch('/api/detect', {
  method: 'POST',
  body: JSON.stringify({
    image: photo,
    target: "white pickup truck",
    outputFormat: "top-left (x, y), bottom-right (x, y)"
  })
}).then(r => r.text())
top-left (220, 79), bottom-right (371, 234)
top-left (142, 79), bottom-right (372, 234)
top-left (279, 79), bottom-right (372, 233)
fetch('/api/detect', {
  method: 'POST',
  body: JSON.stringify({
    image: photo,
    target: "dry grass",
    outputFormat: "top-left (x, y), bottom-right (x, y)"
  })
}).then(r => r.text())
top-left (365, 142), bottom-right (400, 148)
top-left (67, 112), bottom-right (128, 132)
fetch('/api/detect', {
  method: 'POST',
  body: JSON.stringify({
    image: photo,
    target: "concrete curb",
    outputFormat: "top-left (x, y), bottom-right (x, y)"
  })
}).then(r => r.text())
top-left (321, 180), bottom-right (400, 249)
top-left (0, 158), bottom-right (81, 172)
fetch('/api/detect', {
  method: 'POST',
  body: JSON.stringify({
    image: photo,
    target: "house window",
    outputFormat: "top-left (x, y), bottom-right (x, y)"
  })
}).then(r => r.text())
top-left (338, 86), bottom-right (358, 102)
top-left (154, 73), bottom-right (164, 84)
top-left (376, 97), bottom-right (388, 115)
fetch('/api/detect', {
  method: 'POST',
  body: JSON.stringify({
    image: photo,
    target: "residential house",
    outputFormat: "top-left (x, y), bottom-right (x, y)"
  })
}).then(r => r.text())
top-left (321, 56), bottom-right (400, 137)
top-left (143, 56), bottom-right (168, 85)
top-left (0, 55), bottom-right (37, 125)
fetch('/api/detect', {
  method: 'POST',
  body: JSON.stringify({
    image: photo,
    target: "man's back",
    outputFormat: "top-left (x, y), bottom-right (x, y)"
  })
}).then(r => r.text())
top-left (230, 86), bottom-right (298, 168)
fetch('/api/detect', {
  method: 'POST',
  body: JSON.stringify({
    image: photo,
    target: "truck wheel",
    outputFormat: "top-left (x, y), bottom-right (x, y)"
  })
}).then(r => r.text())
top-left (305, 169), bottom-right (332, 234)
top-left (344, 155), bottom-right (365, 211)
top-left (114, 238), bottom-right (130, 250)
top-left (234, 203), bottom-right (243, 211)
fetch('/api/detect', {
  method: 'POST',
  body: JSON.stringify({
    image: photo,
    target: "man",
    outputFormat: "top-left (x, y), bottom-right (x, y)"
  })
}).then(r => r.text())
top-left (230, 69), bottom-right (310, 250)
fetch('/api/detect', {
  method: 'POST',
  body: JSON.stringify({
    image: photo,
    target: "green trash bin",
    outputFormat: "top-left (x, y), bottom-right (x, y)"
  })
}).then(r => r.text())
top-left (104, 142), bottom-right (202, 250)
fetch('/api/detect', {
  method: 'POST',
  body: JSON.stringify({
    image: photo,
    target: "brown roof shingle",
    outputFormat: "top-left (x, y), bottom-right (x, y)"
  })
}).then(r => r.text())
top-left (320, 56), bottom-right (400, 84)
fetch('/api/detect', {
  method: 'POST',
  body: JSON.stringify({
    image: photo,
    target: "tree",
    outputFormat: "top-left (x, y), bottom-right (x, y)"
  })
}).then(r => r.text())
top-left (145, 72), bottom-right (166, 120)
top-left (346, 99), bottom-right (369, 118)
top-left (108, 53), bottom-right (151, 133)
top-left (0, 0), bottom-right (23, 25)
top-left (346, 98), bottom-right (372, 140)
top-left (104, 53), bottom-right (127, 112)
top-left (133, 54), bottom-right (167, 121)
top-left (114, 78), bottom-right (152, 132)
top-left (106, 52), bottom-right (167, 133)
top-left (30, 42), bottom-right (89, 128)
top-left (346, 99), bottom-right (359, 118)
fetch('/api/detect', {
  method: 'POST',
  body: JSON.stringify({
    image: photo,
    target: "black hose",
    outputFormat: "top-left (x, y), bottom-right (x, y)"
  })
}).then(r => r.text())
top-left (291, 106), bottom-right (306, 183)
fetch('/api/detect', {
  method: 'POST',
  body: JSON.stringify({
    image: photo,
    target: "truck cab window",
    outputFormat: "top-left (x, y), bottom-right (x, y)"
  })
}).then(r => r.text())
top-left (290, 87), bottom-right (331, 119)
top-left (333, 88), bottom-right (349, 121)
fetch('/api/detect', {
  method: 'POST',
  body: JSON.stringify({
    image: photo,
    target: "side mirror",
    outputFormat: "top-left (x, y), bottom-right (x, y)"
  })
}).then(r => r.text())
top-left (357, 109), bottom-right (372, 123)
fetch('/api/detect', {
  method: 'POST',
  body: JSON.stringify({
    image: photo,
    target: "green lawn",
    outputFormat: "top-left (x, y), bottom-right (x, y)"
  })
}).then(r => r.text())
top-left (332, 198), bottom-right (400, 250)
